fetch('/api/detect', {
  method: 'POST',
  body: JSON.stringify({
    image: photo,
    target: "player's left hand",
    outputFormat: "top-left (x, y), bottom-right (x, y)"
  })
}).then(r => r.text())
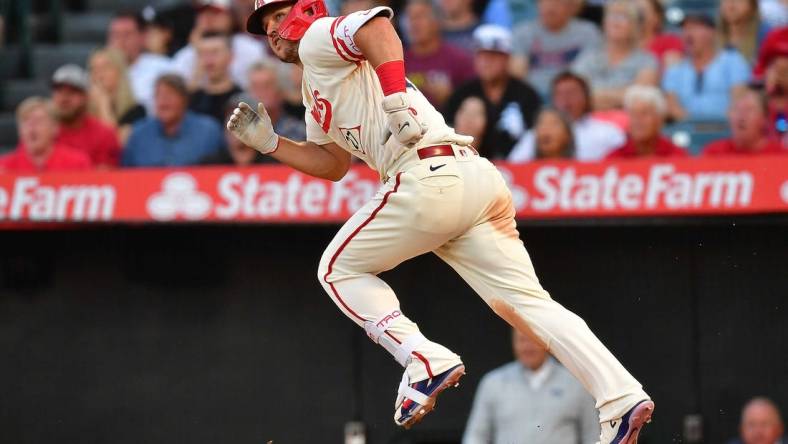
top-left (381, 92), bottom-right (428, 147)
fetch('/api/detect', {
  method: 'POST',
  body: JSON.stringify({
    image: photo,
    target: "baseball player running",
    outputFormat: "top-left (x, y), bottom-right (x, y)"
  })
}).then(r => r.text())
top-left (228, 0), bottom-right (654, 441)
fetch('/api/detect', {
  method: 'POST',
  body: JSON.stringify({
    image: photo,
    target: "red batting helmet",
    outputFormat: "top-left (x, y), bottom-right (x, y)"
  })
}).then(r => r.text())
top-left (246, 0), bottom-right (328, 41)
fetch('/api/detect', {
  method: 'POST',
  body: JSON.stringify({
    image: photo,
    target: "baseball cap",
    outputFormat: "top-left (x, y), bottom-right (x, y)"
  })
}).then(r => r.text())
top-left (754, 27), bottom-right (788, 77)
top-left (196, 0), bottom-right (231, 11)
top-left (473, 24), bottom-right (511, 54)
top-left (51, 64), bottom-right (89, 91)
top-left (680, 12), bottom-right (716, 28)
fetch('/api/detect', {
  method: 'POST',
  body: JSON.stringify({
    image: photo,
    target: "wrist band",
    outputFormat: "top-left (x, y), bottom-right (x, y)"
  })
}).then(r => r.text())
top-left (375, 60), bottom-right (406, 96)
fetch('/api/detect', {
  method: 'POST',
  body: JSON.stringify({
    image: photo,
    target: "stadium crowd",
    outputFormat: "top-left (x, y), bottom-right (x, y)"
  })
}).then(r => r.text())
top-left (0, 0), bottom-right (787, 172)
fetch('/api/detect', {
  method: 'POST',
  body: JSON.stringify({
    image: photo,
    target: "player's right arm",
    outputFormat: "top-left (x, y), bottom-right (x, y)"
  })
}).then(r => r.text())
top-left (227, 102), bottom-right (351, 182)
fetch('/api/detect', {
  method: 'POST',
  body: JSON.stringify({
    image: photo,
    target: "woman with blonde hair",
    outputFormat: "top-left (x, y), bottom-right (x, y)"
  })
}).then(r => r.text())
top-left (571, 0), bottom-right (659, 110)
top-left (88, 48), bottom-right (146, 144)
top-left (718, 0), bottom-right (771, 64)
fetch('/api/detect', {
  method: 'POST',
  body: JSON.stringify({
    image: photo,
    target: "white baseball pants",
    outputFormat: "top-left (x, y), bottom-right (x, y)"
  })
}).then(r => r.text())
top-left (316, 151), bottom-right (649, 422)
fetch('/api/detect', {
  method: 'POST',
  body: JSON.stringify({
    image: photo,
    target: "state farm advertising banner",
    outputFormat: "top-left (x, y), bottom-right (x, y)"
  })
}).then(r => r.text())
top-left (0, 156), bottom-right (786, 226)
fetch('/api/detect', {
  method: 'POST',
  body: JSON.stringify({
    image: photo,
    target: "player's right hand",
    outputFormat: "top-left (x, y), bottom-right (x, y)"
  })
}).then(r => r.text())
top-left (381, 92), bottom-right (428, 147)
top-left (226, 102), bottom-right (280, 154)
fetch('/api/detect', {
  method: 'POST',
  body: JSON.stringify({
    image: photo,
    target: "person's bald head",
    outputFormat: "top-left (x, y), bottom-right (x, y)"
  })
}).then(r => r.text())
top-left (740, 397), bottom-right (784, 444)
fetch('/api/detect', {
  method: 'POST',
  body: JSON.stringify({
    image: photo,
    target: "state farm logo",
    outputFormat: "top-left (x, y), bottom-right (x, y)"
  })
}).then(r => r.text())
top-left (496, 166), bottom-right (528, 210)
top-left (781, 180), bottom-right (788, 204)
top-left (147, 173), bottom-right (212, 221)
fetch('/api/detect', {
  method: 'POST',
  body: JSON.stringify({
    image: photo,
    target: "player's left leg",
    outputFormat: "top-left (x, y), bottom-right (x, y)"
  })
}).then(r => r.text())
top-left (316, 172), bottom-right (466, 427)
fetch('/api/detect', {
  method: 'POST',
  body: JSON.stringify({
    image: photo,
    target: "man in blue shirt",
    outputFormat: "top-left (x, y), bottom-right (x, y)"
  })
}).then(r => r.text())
top-left (123, 74), bottom-right (225, 167)
top-left (663, 13), bottom-right (751, 122)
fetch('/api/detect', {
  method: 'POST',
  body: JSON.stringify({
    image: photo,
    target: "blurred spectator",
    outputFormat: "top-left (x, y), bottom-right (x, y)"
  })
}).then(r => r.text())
top-left (574, 0), bottom-right (605, 26)
top-left (754, 27), bottom-right (788, 144)
top-left (637, 0), bottom-right (684, 69)
top-left (703, 88), bottom-right (785, 155)
top-left (0, 97), bottom-right (92, 173)
top-left (247, 62), bottom-right (307, 141)
top-left (404, 0), bottom-right (474, 107)
top-left (123, 74), bottom-right (225, 167)
top-left (607, 85), bottom-right (688, 159)
top-left (172, 0), bottom-right (266, 90)
top-left (718, 0), bottom-right (771, 65)
top-left (571, 0), bottom-right (659, 110)
top-left (452, 96), bottom-right (488, 152)
top-left (727, 397), bottom-right (786, 444)
top-left (341, 0), bottom-right (374, 15)
top-left (230, 0), bottom-right (257, 28)
top-left (439, 0), bottom-right (480, 52)
top-left (663, 13), bottom-right (751, 121)
top-left (445, 25), bottom-right (542, 160)
top-left (462, 329), bottom-right (598, 444)
top-left (201, 93), bottom-right (269, 165)
top-left (512, 107), bottom-right (576, 161)
top-left (189, 33), bottom-right (242, 123)
top-left (481, 0), bottom-right (514, 28)
top-left (509, 72), bottom-right (625, 162)
top-left (51, 65), bottom-right (121, 168)
top-left (107, 11), bottom-right (174, 114)
top-left (511, 0), bottom-right (602, 97)
top-left (88, 48), bottom-right (147, 145)
top-left (505, 0), bottom-right (539, 26)
top-left (144, 9), bottom-right (176, 57)
top-left (281, 64), bottom-right (307, 120)
top-left (760, 0), bottom-right (788, 27)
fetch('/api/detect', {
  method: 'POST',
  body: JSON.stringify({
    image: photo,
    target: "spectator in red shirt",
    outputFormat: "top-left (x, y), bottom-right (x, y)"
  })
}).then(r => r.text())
top-left (754, 27), bottom-right (788, 144)
top-left (607, 85), bottom-right (688, 159)
top-left (0, 97), bottom-right (92, 173)
top-left (637, 0), bottom-right (684, 70)
top-left (703, 88), bottom-right (786, 156)
top-left (404, 0), bottom-right (474, 107)
top-left (51, 64), bottom-right (121, 168)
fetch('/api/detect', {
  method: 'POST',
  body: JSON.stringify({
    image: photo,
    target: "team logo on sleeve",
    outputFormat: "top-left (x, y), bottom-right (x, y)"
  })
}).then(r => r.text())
top-left (339, 125), bottom-right (365, 154)
top-left (309, 89), bottom-right (333, 134)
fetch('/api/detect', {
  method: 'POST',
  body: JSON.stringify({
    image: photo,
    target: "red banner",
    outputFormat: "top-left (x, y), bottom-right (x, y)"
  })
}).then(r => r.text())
top-left (0, 156), bottom-right (786, 226)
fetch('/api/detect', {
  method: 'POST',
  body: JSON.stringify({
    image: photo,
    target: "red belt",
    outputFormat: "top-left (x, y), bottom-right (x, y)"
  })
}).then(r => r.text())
top-left (417, 145), bottom-right (454, 160)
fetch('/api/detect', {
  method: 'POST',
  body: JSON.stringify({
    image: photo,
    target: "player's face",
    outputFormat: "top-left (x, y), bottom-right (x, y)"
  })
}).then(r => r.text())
top-left (262, 5), bottom-right (301, 64)
top-left (512, 329), bottom-right (548, 371)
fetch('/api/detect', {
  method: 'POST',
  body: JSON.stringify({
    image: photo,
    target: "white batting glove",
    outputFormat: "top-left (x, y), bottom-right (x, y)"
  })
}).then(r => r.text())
top-left (226, 102), bottom-right (280, 154)
top-left (381, 92), bottom-right (428, 147)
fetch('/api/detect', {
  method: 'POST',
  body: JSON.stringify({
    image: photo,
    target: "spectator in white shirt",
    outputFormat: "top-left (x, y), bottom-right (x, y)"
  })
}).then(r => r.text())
top-left (171, 0), bottom-right (267, 90)
top-left (463, 329), bottom-right (599, 444)
top-left (107, 11), bottom-right (174, 115)
top-left (509, 71), bottom-right (626, 162)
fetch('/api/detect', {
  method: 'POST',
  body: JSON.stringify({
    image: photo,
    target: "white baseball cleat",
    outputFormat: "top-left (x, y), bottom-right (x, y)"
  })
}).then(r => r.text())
top-left (598, 399), bottom-right (655, 444)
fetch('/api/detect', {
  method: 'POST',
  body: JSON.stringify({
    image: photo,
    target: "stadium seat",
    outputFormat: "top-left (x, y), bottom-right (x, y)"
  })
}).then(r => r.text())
top-left (664, 121), bottom-right (730, 155)
top-left (0, 47), bottom-right (23, 81)
top-left (32, 43), bottom-right (97, 80)
top-left (86, 0), bottom-right (180, 12)
top-left (61, 12), bottom-right (114, 43)
top-left (1, 80), bottom-right (50, 111)
top-left (0, 113), bottom-right (18, 149)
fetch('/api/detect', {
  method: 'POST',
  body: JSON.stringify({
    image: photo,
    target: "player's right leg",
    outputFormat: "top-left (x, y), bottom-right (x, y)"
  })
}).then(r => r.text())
top-left (316, 172), bottom-right (465, 427)
top-left (434, 159), bottom-right (653, 442)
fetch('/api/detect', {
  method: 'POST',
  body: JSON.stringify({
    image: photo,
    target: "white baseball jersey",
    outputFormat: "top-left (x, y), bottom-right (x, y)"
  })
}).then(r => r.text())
top-left (298, 7), bottom-right (466, 180)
